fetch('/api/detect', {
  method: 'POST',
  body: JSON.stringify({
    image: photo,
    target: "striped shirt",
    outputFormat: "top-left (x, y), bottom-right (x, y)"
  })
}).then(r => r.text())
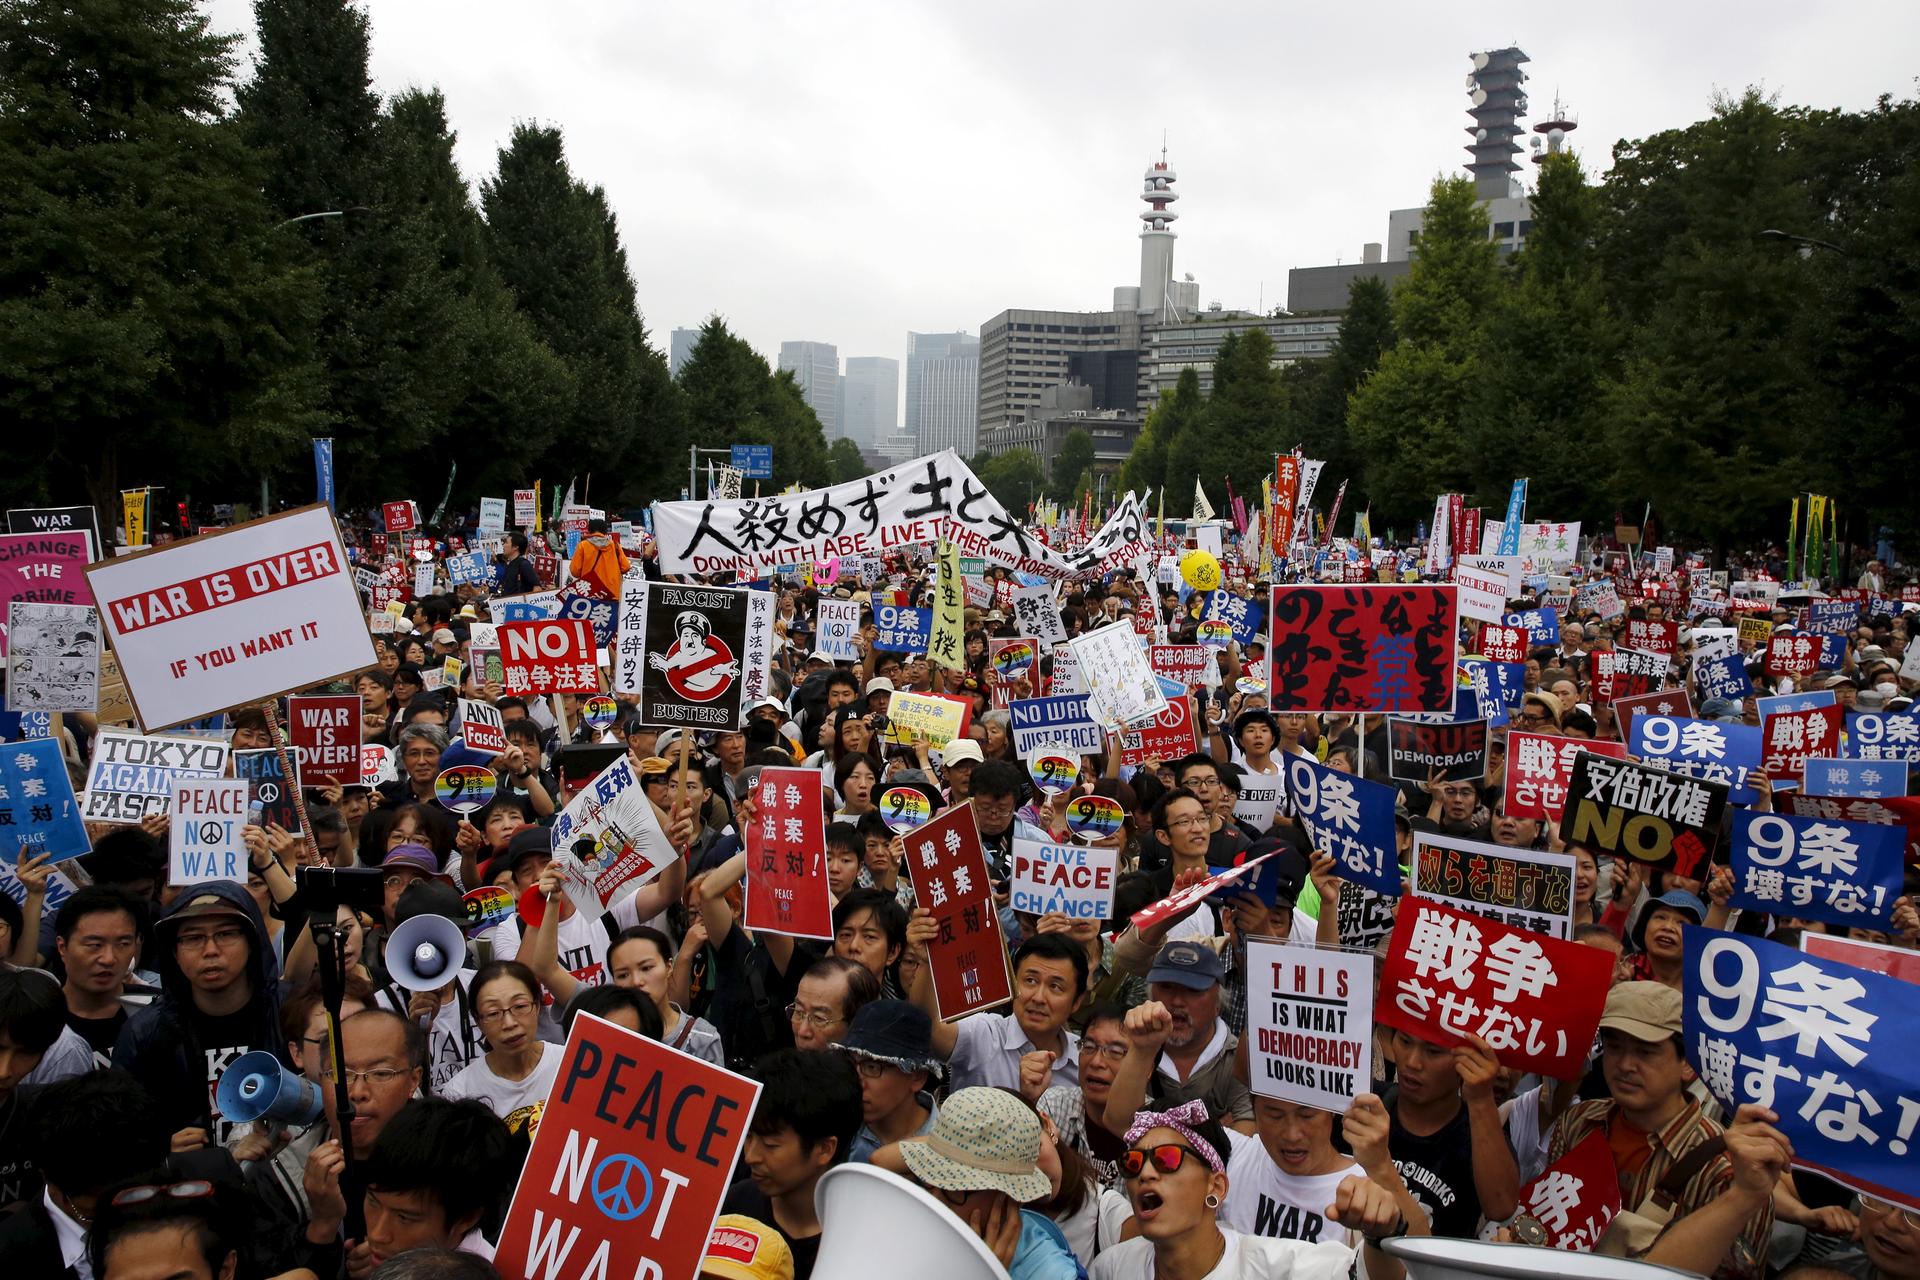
top-left (1548, 1098), bottom-right (1771, 1280)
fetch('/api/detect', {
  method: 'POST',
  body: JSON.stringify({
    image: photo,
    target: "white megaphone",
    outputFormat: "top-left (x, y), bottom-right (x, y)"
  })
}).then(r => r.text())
top-left (215, 1050), bottom-right (325, 1126)
top-left (385, 913), bottom-right (469, 993)
top-left (811, 1164), bottom-right (1009, 1280)
top-left (1384, 1237), bottom-right (1697, 1280)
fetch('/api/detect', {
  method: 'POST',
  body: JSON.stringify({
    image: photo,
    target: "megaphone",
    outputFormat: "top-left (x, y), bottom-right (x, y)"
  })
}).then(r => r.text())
top-left (1384, 1237), bottom-right (1694, 1280)
top-left (811, 1164), bottom-right (1009, 1280)
top-left (385, 912), bottom-right (469, 993)
top-left (215, 1050), bottom-right (324, 1127)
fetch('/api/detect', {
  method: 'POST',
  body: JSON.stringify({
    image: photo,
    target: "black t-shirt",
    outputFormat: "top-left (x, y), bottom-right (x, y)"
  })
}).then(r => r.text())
top-left (0, 1087), bottom-right (41, 1212)
top-left (1387, 1094), bottom-right (1492, 1240)
top-left (705, 929), bottom-right (812, 1073)
top-left (66, 1007), bottom-right (126, 1067)
top-left (722, 1178), bottom-right (821, 1280)
top-left (190, 1005), bottom-right (259, 1144)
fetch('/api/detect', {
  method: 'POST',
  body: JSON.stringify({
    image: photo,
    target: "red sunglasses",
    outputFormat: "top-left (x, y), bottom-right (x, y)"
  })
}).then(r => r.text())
top-left (1122, 1143), bottom-right (1205, 1179)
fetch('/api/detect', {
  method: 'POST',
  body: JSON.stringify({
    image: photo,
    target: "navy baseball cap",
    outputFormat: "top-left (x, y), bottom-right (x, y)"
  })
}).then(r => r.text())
top-left (1147, 940), bottom-right (1225, 991)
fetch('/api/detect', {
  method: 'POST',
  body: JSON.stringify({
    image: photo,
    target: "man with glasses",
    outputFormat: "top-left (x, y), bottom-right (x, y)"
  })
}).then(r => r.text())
top-left (786, 955), bottom-right (879, 1052)
top-left (378, 722), bottom-right (448, 807)
top-left (1855, 1194), bottom-right (1920, 1280)
top-left (298, 1009), bottom-right (430, 1263)
top-left (114, 882), bottom-right (289, 1155)
top-left (835, 999), bottom-right (943, 1162)
top-left (1173, 754), bottom-right (1253, 865)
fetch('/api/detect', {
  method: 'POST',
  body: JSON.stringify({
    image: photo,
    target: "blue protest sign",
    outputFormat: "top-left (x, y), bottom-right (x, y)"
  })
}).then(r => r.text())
top-left (1631, 714), bottom-right (1763, 805)
top-left (1804, 599), bottom-right (1859, 637)
top-left (1202, 591), bottom-right (1262, 647)
top-left (1502, 607), bottom-right (1559, 646)
top-left (1008, 695), bottom-right (1104, 756)
top-left (1845, 711), bottom-right (1920, 762)
top-left (496, 597), bottom-right (559, 623)
top-left (873, 603), bottom-right (932, 652)
top-left (1498, 480), bottom-right (1526, 555)
top-left (1757, 690), bottom-right (1836, 718)
top-left (558, 593), bottom-right (618, 647)
top-left (1694, 651), bottom-right (1755, 703)
top-left (1729, 809), bottom-right (1904, 927)
top-left (445, 551), bottom-right (493, 587)
top-left (0, 738), bottom-right (90, 860)
top-left (1803, 757), bottom-right (1907, 800)
top-left (731, 444), bottom-right (774, 479)
top-left (1685, 929), bottom-right (1920, 1204)
top-left (1284, 754), bottom-right (1400, 897)
top-left (312, 437), bottom-right (335, 512)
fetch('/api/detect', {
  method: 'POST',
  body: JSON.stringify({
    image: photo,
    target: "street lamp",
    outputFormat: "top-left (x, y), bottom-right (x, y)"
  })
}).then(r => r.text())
top-left (1758, 228), bottom-right (1847, 259)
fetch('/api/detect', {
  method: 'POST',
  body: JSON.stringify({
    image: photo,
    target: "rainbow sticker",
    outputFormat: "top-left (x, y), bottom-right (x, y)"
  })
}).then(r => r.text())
top-left (461, 885), bottom-right (514, 934)
top-left (1235, 677), bottom-right (1267, 697)
top-left (582, 695), bottom-right (619, 730)
top-left (434, 764), bottom-right (497, 814)
top-left (879, 786), bottom-right (932, 834)
top-left (1027, 752), bottom-right (1080, 795)
top-left (992, 642), bottom-right (1036, 678)
top-left (1197, 619), bottom-right (1233, 648)
top-left (1065, 794), bottom-right (1125, 841)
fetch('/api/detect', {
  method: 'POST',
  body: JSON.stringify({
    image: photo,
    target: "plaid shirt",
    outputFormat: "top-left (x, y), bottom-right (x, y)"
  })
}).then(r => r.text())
top-left (1548, 1097), bottom-right (1771, 1280)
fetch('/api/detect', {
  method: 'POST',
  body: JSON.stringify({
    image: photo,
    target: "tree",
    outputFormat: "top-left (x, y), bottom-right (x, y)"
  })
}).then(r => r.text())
top-left (1293, 274), bottom-right (1396, 500)
top-left (676, 318), bottom-right (831, 493)
top-left (0, 0), bottom-right (327, 527)
top-left (827, 437), bottom-right (867, 483)
top-left (1050, 427), bottom-right (1095, 502)
top-left (1347, 175), bottom-right (1501, 522)
top-left (973, 449), bottom-right (1046, 514)
top-left (1121, 367), bottom-right (1201, 500)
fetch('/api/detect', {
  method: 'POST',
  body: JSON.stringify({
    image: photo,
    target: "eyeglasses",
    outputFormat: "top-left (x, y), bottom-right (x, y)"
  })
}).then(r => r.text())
top-left (174, 927), bottom-right (247, 951)
top-left (1082, 1039), bottom-right (1129, 1062)
top-left (1860, 1197), bottom-right (1920, 1231)
top-left (1164, 814), bottom-right (1210, 831)
top-left (320, 1063), bottom-right (413, 1088)
top-left (1122, 1143), bottom-right (1206, 1179)
top-left (384, 871), bottom-right (427, 890)
top-left (111, 1181), bottom-right (215, 1208)
top-left (849, 1057), bottom-right (894, 1080)
top-left (478, 1001), bottom-right (536, 1025)
top-left (785, 1002), bottom-right (845, 1030)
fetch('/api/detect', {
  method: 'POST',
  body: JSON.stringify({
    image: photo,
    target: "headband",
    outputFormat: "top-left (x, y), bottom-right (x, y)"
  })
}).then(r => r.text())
top-left (1123, 1098), bottom-right (1227, 1175)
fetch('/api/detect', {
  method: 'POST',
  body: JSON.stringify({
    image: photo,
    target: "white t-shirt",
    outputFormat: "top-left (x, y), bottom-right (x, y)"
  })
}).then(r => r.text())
top-left (440, 1041), bottom-right (561, 1137)
top-left (375, 970), bottom-right (487, 1091)
top-left (488, 893), bottom-right (648, 998)
top-left (1091, 1227), bottom-right (1359, 1280)
top-left (1220, 1130), bottom-right (1363, 1247)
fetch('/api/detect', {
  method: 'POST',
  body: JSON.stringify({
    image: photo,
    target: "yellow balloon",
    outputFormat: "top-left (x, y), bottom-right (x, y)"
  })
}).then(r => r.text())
top-left (1180, 549), bottom-right (1221, 592)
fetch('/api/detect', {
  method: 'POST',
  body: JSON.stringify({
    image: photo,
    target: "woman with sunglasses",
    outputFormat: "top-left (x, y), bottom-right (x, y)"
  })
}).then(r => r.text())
top-left (1091, 1099), bottom-right (1416, 1280)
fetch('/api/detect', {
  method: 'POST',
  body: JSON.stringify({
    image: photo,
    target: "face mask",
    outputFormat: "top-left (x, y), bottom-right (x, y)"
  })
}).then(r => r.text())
top-left (1875, 683), bottom-right (1898, 698)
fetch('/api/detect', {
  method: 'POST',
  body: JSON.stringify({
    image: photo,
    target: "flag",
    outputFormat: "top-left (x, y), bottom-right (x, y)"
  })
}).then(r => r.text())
top-left (1192, 478), bottom-right (1215, 523)
top-left (312, 438), bottom-right (335, 512)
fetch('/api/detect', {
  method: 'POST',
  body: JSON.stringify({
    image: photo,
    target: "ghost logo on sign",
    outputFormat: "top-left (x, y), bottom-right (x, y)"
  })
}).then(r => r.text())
top-left (649, 611), bottom-right (740, 702)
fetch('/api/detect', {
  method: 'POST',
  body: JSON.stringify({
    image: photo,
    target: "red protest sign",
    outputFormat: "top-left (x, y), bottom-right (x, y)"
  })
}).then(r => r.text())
top-left (1148, 643), bottom-right (1212, 690)
top-left (1504, 733), bottom-right (1630, 823)
top-left (1478, 623), bottom-right (1528, 665)
top-left (1588, 648), bottom-right (1663, 705)
top-left (1120, 694), bottom-right (1199, 767)
top-left (499, 619), bottom-right (599, 696)
top-left (1778, 792), bottom-right (1920, 865)
top-left (1761, 705), bottom-right (1844, 784)
top-left (382, 501), bottom-right (417, 533)
top-left (1802, 932), bottom-right (1920, 984)
top-left (1612, 688), bottom-right (1693, 748)
top-left (1129, 854), bottom-right (1276, 935)
top-left (1520, 1130), bottom-right (1621, 1251)
top-left (1378, 897), bottom-right (1611, 1077)
top-left (744, 767), bottom-right (832, 940)
top-left (1623, 618), bottom-right (1678, 655)
top-left (359, 743), bottom-right (389, 788)
top-left (493, 1012), bottom-right (760, 1280)
top-left (286, 695), bottom-right (361, 787)
top-left (1764, 634), bottom-right (1825, 678)
top-left (1267, 585), bottom-right (1458, 714)
top-left (901, 803), bottom-right (1012, 1020)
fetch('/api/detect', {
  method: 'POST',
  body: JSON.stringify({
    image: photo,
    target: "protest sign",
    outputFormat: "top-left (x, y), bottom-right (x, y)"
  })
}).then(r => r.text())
top-left (82, 728), bottom-right (229, 823)
top-left (1267, 585), bottom-right (1457, 714)
top-left (1129, 855), bottom-right (1276, 934)
top-left (511, 489), bottom-right (537, 527)
top-left (493, 1011), bottom-right (760, 1280)
top-left (0, 530), bottom-right (95, 656)
top-left (1777, 792), bottom-right (1920, 865)
top-left (286, 695), bottom-right (359, 787)
top-left (557, 590), bottom-right (618, 647)
top-left (1233, 771), bottom-right (1284, 834)
top-left (1729, 809), bottom-right (1904, 928)
top-left (1286, 754), bottom-right (1401, 896)
top-left (381, 500), bottom-right (416, 532)
top-left (84, 506), bottom-right (373, 730)
top-left (1690, 626), bottom-right (1740, 663)
top-left (1694, 651), bottom-right (1755, 703)
top-left (883, 690), bottom-right (971, 748)
top-left (233, 747), bottom-right (301, 835)
top-left (0, 738), bottom-right (88, 859)
top-left (1452, 555), bottom-right (1515, 624)
top-left (1737, 614), bottom-right (1775, 648)
top-left (5, 601), bottom-right (98, 712)
top-left (1629, 715), bottom-right (1761, 803)
top-left (477, 497), bottom-right (507, 534)
top-left (1560, 752), bottom-right (1728, 877)
top-left (1846, 711), bottom-right (1920, 762)
top-left (1517, 1132), bottom-right (1621, 1252)
top-left (1148, 643), bottom-right (1212, 691)
top-left (1387, 716), bottom-right (1487, 783)
top-left (1686, 929), bottom-right (1920, 1209)
top-left (1589, 647), bottom-right (1665, 705)
top-left (1765, 633), bottom-right (1827, 678)
top-left (494, 592), bottom-right (561, 622)
top-left (611, 582), bottom-right (763, 729)
top-left (1203, 590), bottom-right (1262, 647)
top-left (1246, 940), bottom-right (1373, 1111)
top-left (499, 619), bottom-right (599, 697)
top-left (1047, 642), bottom-right (1081, 695)
top-left (1009, 836), bottom-right (1118, 920)
top-left (1478, 623), bottom-right (1528, 665)
top-left (872, 602), bottom-right (932, 651)
top-left (1071, 622), bottom-right (1168, 729)
top-left (1119, 695), bottom-right (1198, 767)
top-left (360, 743), bottom-right (392, 788)
top-left (1410, 833), bottom-right (1576, 939)
top-left (1805, 757), bottom-right (1906, 800)
top-left (1503, 607), bottom-right (1559, 645)
top-left (1379, 898), bottom-right (1610, 1077)
top-left (1762, 704), bottom-right (1844, 784)
top-left (1009, 694), bottom-right (1103, 757)
top-left (96, 649), bottom-right (133, 725)
top-left (987, 636), bottom-right (1040, 700)
top-left (902, 803), bottom-right (1012, 1020)
top-left (744, 767), bottom-right (832, 940)
top-left (815, 598), bottom-right (860, 662)
top-left (168, 778), bottom-right (248, 885)
top-left (1612, 687), bottom-right (1693, 748)
top-left (7, 506), bottom-right (102, 560)
top-left (1010, 583), bottom-right (1067, 646)
top-left (1804, 598), bottom-right (1859, 636)
top-left (547, 753), bottom-right (680, 922)
top-left (1623, 618), bottom-right (1679, 654)
top-left (1802, 932), bottom-right (1920, 986)
top-left (1574, 580), bottom-right (1624, 621)
top-left (1514, 522), bottom-right (1580, 574)
top-left (1756, 689), bottom-right (1836, 718)
top-left (458, 698), bottom-right (508, 757)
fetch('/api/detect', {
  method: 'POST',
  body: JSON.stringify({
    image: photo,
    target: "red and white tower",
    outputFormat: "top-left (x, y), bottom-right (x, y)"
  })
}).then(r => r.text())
top-left (1139, 148), bottom-right (1180, 322)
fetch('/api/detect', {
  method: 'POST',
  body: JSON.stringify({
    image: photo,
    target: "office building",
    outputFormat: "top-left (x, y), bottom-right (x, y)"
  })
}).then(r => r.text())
top-left (976, 308), bottom-right (1144, 447)
top-left (913, 342), bottom-right (981, 457)
top-left (1142, 308), bottom-right (1344, 399)
top-left (840, 357), bottom-right (900, 450)
top-left (777, 340), bottom-right (841, 438)
top-left (978, 383), bottom-right (1143, 482)
top-left (905, 332), bottom-right (977, 445)
top-left (669, 327), bottom-right (700, 378)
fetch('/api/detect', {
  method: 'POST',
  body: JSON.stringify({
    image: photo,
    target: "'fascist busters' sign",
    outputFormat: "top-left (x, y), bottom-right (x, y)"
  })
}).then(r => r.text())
top-left (84, 505), bottom-right (373, 730)
top-left (902, 802), bottom-right (1012, 1021)
top-left (1559, 752), bottom-right (1728, 878)
top-left (1267, 585), bottom-right (1458, 714)
top-left (494, 1012), bottom-right (761, 1280)
top-left (613, 581), bottom-right (770, 729)
top-left (1246, 940), bottom-right (1374, 1112)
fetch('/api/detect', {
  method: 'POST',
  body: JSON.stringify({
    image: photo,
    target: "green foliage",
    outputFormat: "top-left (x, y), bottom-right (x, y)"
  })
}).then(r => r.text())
top-left (827, 437), bottom-right (867, 484)
top-left (1291, 275), bottom-right (1395, 492)
top-left (1120, 366), bottom-right (1201, 501)
top-left (1050, 427), bottom-right (1095, 502)
top-left (676, 318), bottom-right (831, 493)
top-left (973, 449), bottom-right (1046, 514)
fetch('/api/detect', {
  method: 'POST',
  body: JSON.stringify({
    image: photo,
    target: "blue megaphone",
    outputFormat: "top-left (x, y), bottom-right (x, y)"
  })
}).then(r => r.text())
top-left (215, 1050), bottom-right (325, 1127)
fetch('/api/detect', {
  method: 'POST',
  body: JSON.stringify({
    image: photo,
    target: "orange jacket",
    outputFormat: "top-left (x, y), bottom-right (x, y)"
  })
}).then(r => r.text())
top-left (567, 534), bottom-right (630, 598)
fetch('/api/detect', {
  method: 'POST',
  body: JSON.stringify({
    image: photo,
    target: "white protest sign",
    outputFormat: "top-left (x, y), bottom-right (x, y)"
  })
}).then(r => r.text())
top-left (816, 599), bottom-right (860, 662)
top-left (412, 561), bottom-right (434, 598)
top-left (1691, 627), bottom-right (1739, 663)
top-left (1454, 555), bottom-right (1517, 624)
top-left (5, 601), bottom-right (100, 712)
top-left (477, 498), bottom-right (507, 534)
top-left (1009, 836), bottom-right (1119, 920)
top-left (168, 778), bottom-right (248, 885)
top-left (1247, 939), bottom-right (1374, 1111)
top-left (460, 698), bottom-right (508, 755)
top-left (548, 753), bottom-right (679, 920)
top-left (512, 489), bottom-right (537, 527)
top-left (1011, 583), bottom-right (1068, 646)
top-left (1233, 773), bottom-right (1285, 833)
top-left (83, 728), bottom-right (231, 824)
top-left (83, 505), bottom-right (375, 731)
top-left (1070, 622), bottom-right (1168, 730)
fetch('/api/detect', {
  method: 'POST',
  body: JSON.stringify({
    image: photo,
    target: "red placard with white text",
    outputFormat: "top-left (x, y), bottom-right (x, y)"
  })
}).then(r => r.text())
top-left (1519, 1130), bottom-right (1622, 1251)
top-left (1623, 618), bottom-right (1678, 655)
top-left (1130, 855), bottom-right (1276, 934)
top-left (1761, 705), bottom-right (1844, 784)
top-left (286, 695), bottom-right (361, 787)
top-left (494, 1012), bottom-right (760, 1280)
top-left (744, 767), bottom-right (832, 940)
top-left (1377, 897), bottom-right (1611, 1077)
top-left (901, 803), bottom-right (1012, 1020)
top-left (498, 619), bottom-right (599, 696)
top-left (1764, 634), bottom-right (1825, 678)
top-left (1503, 733), bottom-right (1631, 823)
top-left (382, 501), bottom-right (417, 533)
top-left (1119, 694), bottom-right (1199, 767)
top-left (1478, 623), bottom-right (1528, 665)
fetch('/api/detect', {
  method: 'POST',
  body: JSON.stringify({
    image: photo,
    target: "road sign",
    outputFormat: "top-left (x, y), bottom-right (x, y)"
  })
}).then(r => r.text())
top-left (730, 444), bottom-right (773, 479)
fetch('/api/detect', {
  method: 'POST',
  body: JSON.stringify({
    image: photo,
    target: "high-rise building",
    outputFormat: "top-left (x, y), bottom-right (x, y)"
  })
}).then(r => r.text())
top-left (841, 357), bottom-right (899, 449)
top-left (669, 327), bottom-right (700, 378)
top-left (913, 341), bottom-right (980, 458)
top-left (976, 309), bottom-right (1143, 447)
top-left (905, 332), bottom-right (976, 445)
top-left (777, 341), bottom-right (841, 438)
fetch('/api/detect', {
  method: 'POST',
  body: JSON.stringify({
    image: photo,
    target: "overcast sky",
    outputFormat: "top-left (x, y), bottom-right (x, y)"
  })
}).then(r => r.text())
top-left (206, 1), bottom-right (1918, 417)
